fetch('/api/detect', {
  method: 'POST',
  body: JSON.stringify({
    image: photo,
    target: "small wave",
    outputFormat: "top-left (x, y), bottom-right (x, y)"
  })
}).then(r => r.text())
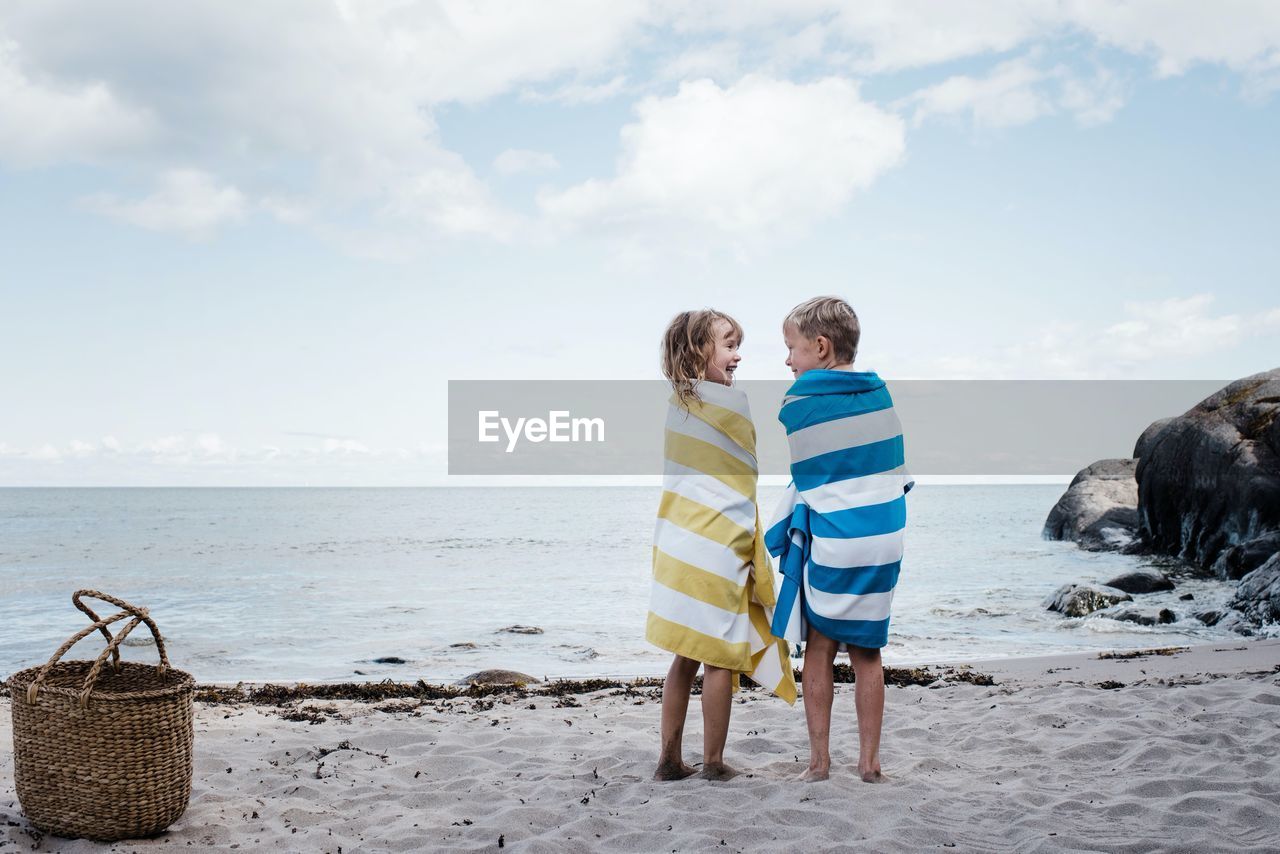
top-left (556, 645), bottom-right (599, 661)
top-left (928, 607), bottom-right (1013, 618)
top-left (1084, 616), bottom-right (1159, 634)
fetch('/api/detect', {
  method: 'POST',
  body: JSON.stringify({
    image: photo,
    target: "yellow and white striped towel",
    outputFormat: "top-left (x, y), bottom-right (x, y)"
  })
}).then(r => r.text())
top-left (645, 381), bottom-right (797, 704)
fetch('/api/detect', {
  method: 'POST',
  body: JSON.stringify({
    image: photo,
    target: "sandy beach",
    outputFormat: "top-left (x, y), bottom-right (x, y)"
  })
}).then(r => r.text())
top-left (3, 639), bottom-right (1278, 853)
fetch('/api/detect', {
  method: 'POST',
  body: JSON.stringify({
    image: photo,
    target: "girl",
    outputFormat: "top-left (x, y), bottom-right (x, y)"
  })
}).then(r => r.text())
top-left (647, 309), bottom-right (795, 782)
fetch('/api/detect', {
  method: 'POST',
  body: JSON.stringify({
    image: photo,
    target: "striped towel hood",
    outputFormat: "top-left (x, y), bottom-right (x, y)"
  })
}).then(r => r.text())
top-left (646, 381), bottom-right (797, 704)
top-left (766, 369), bottom-right (914, 649)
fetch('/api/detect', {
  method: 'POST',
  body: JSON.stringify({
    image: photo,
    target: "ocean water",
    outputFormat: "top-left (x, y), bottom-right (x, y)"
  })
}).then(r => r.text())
top-left (0, 486), bottom-right (1255, 684)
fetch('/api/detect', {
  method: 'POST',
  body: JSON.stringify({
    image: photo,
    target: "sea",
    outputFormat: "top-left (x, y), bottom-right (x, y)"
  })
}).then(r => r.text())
top-left (0, 486), bottom-right (1261, 684)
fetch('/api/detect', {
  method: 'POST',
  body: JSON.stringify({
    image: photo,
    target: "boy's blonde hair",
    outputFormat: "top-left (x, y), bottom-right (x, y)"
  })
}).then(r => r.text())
top-left (785, 296), bottom-right (860, 364)
top-left (660, 309), bottom-right (743, 408)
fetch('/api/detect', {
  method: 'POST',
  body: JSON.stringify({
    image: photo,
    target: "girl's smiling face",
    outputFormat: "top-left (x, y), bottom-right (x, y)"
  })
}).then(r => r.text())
top-left (704, 319), bottom-right (742, 385)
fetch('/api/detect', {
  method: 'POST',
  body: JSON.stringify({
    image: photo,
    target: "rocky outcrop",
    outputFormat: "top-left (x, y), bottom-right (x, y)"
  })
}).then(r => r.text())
top-left (1103, 568), bottom-right (1174, 594)
top-left (1044, 583), bottom-right (1132, 617)
top-left (1231, 553), bottom-right (1280, 624)
top-left (1043, 458), bottom-right (1139, 551)
top-left (1045, 369), bottom-right (1280, 634)
top-left (1136, 369), bottom-right (1280, 578)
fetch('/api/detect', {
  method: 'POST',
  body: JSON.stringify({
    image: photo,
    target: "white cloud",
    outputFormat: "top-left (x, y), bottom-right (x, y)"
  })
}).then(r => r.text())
top-left (1067, 0), bottom-right (1280, 79)
top-left (906, 55), bottom-right (1129, 130)
top-left (1057, 65), bottom-right (1127, 126)
top-left (2, 0), bottom-right (1279, 253)
top-left (30, 443), bottom-right (61, 461)
top-left (492, 149), bottom-right (561, 176)
top-left (142, 436), bottom-right (187, 457)
top-left (195, 433), bottom-right (227, 456)
top-left (908, 57), bottom-right (1052, 129)
top-left (917, 294), bottom-right (1280, 378)
top-left (521, 75), bottom-right (628, 104)
top-left (80, 169), bottom-right (246, 237)
top-left (361, 0), bottom-right (650, 104)
top-left (825, 0), bottom-right (1062, 72)
top-left (539, 75), bottom-right (904, 238)
top-left (1098, 294), bottom-right (1254, 364)
top-left (0, 39), bottom-right (153, 165)
top-left (0, 433), bottom-right (452, 484)
top-left (0, 1), bottom-right (549, 243)
top-left (666, 1), bottom-right (1280, 84)
top-left (322, 438), bottom-right (372, 455)
top-left (659, 41), bottom-right (743, 82)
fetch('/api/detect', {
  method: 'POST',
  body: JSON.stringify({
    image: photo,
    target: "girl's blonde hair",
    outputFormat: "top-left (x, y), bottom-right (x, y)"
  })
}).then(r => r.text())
top-left (660, 309), bottom-right (744, 408)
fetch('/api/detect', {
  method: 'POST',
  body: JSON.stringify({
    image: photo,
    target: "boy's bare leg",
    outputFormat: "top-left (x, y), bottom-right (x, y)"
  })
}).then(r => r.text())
top-left (849, 645), bottom-right (887, 783)
top-left (801, 628), bottom-right (838, 781)
top-left (654, 655), bottom-right (700, 780)
top-left (699, 665), bottom-right (738, 780)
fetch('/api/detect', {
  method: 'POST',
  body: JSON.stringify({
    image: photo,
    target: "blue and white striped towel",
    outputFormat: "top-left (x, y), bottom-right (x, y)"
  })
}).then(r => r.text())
top-left (766, 370), bottom-right (914, 649)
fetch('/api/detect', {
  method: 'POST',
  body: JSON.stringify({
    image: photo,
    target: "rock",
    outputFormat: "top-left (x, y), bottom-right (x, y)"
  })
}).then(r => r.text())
top-left (1133, 417), bottom-right (1175, 460)
top-left (1044, 583), bottom-right (1133, 617)
top-left (1105, 606), bottom-right (1177, 626)
top-left (1230, 553), bottom-right (1280, 624)
top-left (1135, 369), bottom-right (1280, 575)
top-left (498, 625), bottom-right (544, 635)
top-left (1179, 593), bottom-right (1195, 601)
top-left (457, 669), bottom-right (541, 686)
top-left (1194, 609), bottom-right (1224, 626)
top-left (1210, 531), bottom-right (1280, 581)
top-left (373, 656), bottom-right (407, 665)
top-left (449, 642), bottom-right (479, 650)
top-left (1215, 610), bottom-right (1256, 637)
top-left (1103, 567), bottom-right (1175, 594)
top-left (1043, 458), bottom-right (1139, 552)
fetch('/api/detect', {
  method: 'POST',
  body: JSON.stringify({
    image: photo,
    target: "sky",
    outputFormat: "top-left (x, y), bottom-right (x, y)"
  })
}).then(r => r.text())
top-left (1, 0), bottom-right (1278, 486)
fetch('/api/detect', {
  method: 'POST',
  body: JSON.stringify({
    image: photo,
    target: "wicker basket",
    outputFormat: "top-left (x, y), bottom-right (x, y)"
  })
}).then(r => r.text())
top-left (6, 590), bottom-right (195, 841)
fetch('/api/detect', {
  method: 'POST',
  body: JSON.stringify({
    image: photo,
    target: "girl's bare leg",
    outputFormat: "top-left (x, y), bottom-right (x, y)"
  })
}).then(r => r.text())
top-left (801, 628), bottom-right (839, 781)
top-left (699, 665), bottom-right (737, 780)
top-left (654, 655), bottom-right (700, 780)
top-left (849, 645), bottom-right (887, 783)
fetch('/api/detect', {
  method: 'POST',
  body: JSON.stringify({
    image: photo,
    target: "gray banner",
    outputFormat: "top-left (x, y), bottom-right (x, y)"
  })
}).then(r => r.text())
top-left (447, 380), bottom-right (1226, 475)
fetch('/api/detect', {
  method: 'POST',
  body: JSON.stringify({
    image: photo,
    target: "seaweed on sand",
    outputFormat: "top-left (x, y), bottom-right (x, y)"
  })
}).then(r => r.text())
top-left (1096, 647), bottom-right (1188, 660)
top-left (195, 675), bottom-right (677, 707)
top-left (793, 664), bottom-right (997, 687)
top-left (186, 665), bottom-right (997, 710)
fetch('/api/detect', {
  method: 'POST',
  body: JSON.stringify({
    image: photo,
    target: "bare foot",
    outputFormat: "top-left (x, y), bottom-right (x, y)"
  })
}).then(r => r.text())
top-left (798, 765), bottom-right (830, 782)
top-left (860, 767), bottom-right (888, 784)
top-left (699, 761), bottom-right (739, 781)
top-left (653, 759), bottom-right (697, 781)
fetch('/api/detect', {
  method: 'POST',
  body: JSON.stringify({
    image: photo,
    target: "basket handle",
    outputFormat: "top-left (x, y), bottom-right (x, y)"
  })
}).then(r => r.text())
top-left (24, 590), bottom-right (172, 708)
top-left (72, 589), bottom-right (171, 673)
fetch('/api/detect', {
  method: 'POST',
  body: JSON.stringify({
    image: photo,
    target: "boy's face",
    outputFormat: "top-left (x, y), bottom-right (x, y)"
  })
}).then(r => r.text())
top-left (705, 319), bottom-right (742, 385)
top-left (783, 322), bottom-right (827, 378)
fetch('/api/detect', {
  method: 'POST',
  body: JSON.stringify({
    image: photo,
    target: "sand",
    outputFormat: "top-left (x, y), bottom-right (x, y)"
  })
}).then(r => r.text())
top-left (3, 639), bottom-right (1279, 853)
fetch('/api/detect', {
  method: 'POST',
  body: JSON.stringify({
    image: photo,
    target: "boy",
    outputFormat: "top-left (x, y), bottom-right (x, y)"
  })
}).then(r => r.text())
top-left (767, 296), bottom-right (912, 783)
